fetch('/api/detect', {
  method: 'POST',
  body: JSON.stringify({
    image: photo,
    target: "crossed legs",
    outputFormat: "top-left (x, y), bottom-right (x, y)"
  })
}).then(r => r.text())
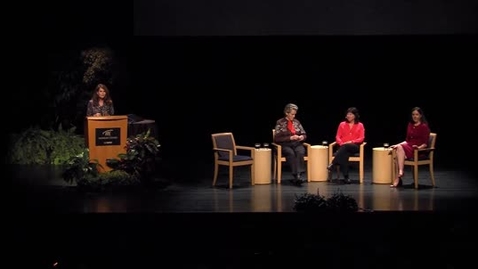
top-left (328, 143), bottom-right (359, 182)
top-left (391, 145), bottom-right (405, 187)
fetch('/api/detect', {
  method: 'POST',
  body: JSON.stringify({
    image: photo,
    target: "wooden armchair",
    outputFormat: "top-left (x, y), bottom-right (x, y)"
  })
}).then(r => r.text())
top-left (271, 129), bottom-right (311, 184)
top-left (392, 133), bottom-right (437, 189)
top-left (328, 141), bottom-right (367, 183)
top-left (211, 132), bottom-right (255, 189)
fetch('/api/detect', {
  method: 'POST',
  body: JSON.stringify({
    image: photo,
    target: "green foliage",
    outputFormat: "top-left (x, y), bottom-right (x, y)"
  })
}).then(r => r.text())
top-left (49, 125), bottom-right (86, 165)
top-left (7, 127), bottom-right (51, 165)
top-left (293, 193), bottom-right (328, 212)
top-left (7, 125), bottom-right (85, 165)
top-left (42, 46), bottom-right (117, 130)
top-left (61, 129), bottom-right (161, 191)
top-left (97, 170), bottom-right (140, 188)
top-left (81, 47), bottom-right (115, 86)
top-left (326, 190), bottom-right (359, 212)
top-left (293, 189), bottom-right (359, 213)
top-left (76, 170), bottom-right (140, 191)
top-left (106, 129), bottom-right (161, 184)
top-left (62, 148), bottom-right (101, 185)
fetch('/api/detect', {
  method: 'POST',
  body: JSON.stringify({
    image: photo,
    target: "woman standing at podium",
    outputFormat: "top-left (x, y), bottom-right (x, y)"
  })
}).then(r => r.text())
top-left (86, 83), bottom-right (115, 116)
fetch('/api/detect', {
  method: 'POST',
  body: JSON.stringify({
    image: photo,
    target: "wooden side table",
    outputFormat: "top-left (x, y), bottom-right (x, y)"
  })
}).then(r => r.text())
top-left (253, 148), bottom-right (272, 184)
top-left (372, 147), bottom-right (393, 184)
top-left (308, 145), bottom-right (329, 182)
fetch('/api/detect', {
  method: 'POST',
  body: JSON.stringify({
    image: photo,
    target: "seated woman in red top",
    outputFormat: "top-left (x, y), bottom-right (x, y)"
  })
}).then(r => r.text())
top-left (327, 107), bottom-right (365, 184)
top-left (390, 107), bottom-right (430, 188)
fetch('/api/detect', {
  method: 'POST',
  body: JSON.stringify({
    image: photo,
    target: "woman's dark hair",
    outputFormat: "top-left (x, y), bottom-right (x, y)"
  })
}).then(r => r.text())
top-left (346, 107), bottom-right (360, 123)
top-left (410, 107), bottom-right (428, 124)
top-left (91, 83), bottom-right (113, 104)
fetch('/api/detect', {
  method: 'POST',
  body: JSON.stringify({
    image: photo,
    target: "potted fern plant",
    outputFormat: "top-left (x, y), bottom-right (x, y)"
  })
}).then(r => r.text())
top-left (62, 148), bottom-right (102, 190)
top-left (106, 128), bottom-right (162, 187)
top-left (293, 189), bottom-right (359, 213)
top-left (62, 129), bottom-right (164, 191)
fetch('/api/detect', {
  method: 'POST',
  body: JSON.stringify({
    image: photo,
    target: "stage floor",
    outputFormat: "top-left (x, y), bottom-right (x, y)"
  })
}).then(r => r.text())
top-left (10, 163), bottom-right (478, 213)
top-left (10, 163), bottom-right (478, 268)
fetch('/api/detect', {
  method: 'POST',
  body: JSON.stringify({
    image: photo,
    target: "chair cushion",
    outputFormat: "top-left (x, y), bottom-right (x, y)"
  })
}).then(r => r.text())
top-left (218, 155), bottom-right (253, 162)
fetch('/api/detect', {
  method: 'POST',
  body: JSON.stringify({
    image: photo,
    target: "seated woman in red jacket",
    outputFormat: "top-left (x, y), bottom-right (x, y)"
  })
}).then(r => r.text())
top-left (390, 107), bottom-right (430, 188)
top-left (327, 107), bottom-right (365, 184)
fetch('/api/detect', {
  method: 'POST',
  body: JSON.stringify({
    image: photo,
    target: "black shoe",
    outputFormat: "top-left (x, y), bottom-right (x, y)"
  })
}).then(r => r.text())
top-left (327, 170), bottom-right (332, 182)
top-left (298, 173), bottom-right (307, 182)
top-left (290, 174), bottom-right (304, 186)
top-left (296, 174), bottom-right (306, 185)
top-left (327, 163), bottom-right (334, 171)
top-left (344, 178), bottom-right (351, 184)
top-left (289, 179), bottom-right (303, 186)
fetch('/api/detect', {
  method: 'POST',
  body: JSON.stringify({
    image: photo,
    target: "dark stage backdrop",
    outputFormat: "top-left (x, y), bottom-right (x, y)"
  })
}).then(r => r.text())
top-left (13, 0), bottom-right (477, 180)
top-left (122, 35), bottom-right (476, 178)
top-left (21, 0), bottom-right (478, 37)
top-left (134, 0), bottom-right (478, 36)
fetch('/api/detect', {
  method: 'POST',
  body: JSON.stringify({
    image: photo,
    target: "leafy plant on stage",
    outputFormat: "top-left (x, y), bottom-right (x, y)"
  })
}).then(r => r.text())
top-left (62, 148), bottom-right (102, 186)
top-left (78, 170), bottom-right (139, 191)
top-left (98, 170), bottom-right (140, 188)
top-left (106, 129), bottom-right (161, 186)
top-left (293, 193), bottom-right (328, 212)
top-left (40, 46), bottom-right (119, 131)
top-left (62, 148), bottom-right (140, 191)
top-left (60, 129), bottom-right (161, 191)
top-left (326, 190), bottom-right (359, 212)
top-left (7, 125), bottom-right (85, 165)
top-left (293, 189), bottom-right (358, 213)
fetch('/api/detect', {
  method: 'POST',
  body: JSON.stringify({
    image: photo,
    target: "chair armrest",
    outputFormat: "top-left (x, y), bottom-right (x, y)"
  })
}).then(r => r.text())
top-left (272, 142), bottom-right (282, 159)
top-left (416, 147), bottom-right (434, 152)
top-left (236, 145), bottom-right (255, 151)
top-left (328, 142), bottom-right (337, 159)
top-left (359, 142), bottom-right (366, 154)
top-left (236, 145), bottom-right (255, 157)
top-left (213, 148), bottom-right (233, 154)
top-left (413, 147), bottom-right (434, 159)
top-left (303, 142), bottom-right (311, 154)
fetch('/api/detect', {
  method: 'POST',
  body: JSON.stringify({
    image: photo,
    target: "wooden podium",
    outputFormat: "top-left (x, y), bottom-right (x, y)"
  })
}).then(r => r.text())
top-left (85, 116), bottom-right (128, 172)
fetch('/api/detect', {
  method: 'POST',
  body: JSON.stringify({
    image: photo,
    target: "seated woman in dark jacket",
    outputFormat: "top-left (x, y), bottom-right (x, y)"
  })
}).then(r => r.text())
top-left (274, 103), bottom-right (308, 185)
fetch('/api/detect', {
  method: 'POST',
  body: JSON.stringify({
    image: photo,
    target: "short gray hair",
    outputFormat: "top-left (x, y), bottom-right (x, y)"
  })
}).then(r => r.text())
top-left (284, 103), bottom-right (298, 114)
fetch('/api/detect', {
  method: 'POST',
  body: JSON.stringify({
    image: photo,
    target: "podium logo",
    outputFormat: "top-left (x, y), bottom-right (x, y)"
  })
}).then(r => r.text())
top-left (102, 129), bottom-right (114, 136)
top-left (96, 127), bottom-right (121, 146)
